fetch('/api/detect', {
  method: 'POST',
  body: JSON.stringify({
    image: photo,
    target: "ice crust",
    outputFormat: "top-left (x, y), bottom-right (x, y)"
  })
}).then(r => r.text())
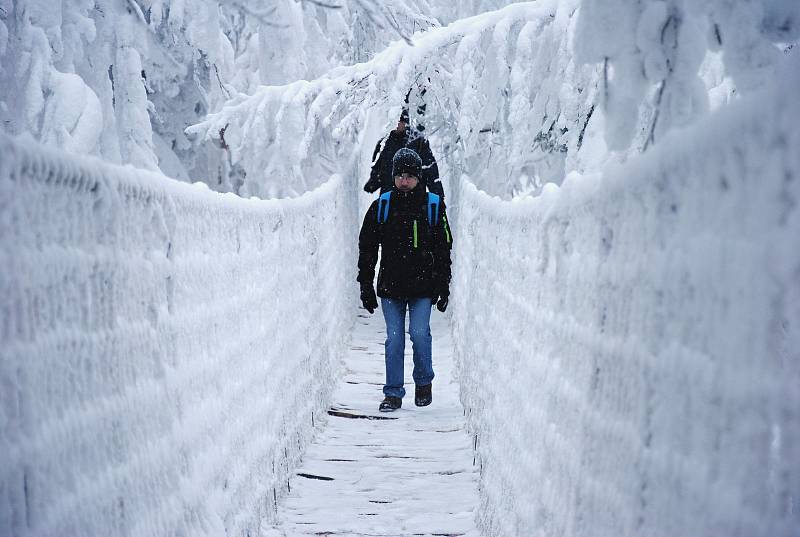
top-left (1, 2), bottom-right (799, 535)
top-left (450, 55), bottom-right (800, 537)
top-left (0, 133), bottom-right (357, 537)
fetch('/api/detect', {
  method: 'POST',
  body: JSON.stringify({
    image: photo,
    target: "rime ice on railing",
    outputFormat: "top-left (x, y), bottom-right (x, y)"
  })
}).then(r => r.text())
top-left (0, 134), bottom-right (356, 537)
top-left (451, 55), bottom-right (800, 537)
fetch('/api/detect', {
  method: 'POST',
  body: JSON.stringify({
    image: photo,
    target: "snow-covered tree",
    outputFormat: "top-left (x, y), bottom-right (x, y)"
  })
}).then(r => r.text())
top-left (188, 1), bottom-right (600, 199)
top-left (0, 0), bottom-right (450, 191)
top-left (575, 0), bottom-right (799, 152)
top-left (189, 0), bottom-right (797, 199)
top-left (2, 0), bottom-right (796, 198)
top-left (0, 0), bottom-right (147, 165)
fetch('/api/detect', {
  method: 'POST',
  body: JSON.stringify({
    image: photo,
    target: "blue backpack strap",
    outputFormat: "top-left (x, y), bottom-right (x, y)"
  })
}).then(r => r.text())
top-left (377, 191), bottom-right (392, 224)
top-left (427, 192), bottom-right (440, 226)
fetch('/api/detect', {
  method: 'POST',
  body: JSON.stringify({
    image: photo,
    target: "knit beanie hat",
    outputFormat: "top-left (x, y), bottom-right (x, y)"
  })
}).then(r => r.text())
top-left (392, 148), bottom-right (422, 178)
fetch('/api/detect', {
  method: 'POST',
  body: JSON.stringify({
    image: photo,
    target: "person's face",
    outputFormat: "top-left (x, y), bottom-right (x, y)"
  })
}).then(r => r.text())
top-left (395, 120), bottom-right (407, 132)
top-left (394, 173), bottom-right (419, 192)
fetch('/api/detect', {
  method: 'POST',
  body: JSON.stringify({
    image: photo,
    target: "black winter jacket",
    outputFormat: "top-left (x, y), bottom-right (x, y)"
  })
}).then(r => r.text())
top-left (364, 128), bottom-right (444, 198)
top-left (358, 185), bottom-right (452, 300)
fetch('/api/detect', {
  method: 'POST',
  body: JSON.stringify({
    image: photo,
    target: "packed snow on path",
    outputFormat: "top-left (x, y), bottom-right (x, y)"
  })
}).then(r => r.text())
top-left (267, 310), bottom-right (480, 537)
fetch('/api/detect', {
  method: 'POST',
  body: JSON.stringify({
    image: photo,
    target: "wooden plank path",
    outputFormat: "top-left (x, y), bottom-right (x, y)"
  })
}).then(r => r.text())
top-left (269, 310), bottom-right (481, 536)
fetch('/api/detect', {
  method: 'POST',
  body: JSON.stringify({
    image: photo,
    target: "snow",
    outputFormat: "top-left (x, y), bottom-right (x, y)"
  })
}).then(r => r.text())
top-left (40, 71), bottom-right (103, 154)
top-left (450, 53), bottom-right (800, 537)
top-left (0, 18), bottom-right (8, 60)
top-left (189, 0), bottom-right (597, 199)
top-left (6, 0), bottom-right (791, 198)
top-left (0, 0), bottom-right (462, 192)
top-left (269, 312), bottom-right (480, 536)
top-left (0, 132), bottom-right (358, 537)
top-left (194, 0), bottom-right (794, 201)
top-left (1, 1), bottom-right (799, 536)
top-left (113, 15), bottom-right (158, 171)
top-left (258, 2), bottom-right (307, 86)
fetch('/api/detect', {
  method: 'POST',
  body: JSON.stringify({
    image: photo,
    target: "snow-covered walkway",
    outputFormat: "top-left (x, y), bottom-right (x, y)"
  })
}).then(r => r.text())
top-left (270, 310), bottom-right (481, 536)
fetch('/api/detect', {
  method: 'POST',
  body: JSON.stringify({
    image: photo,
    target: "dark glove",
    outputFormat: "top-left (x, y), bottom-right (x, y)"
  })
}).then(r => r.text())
top-left (360, 284), bottom-right (378, 314)
top-left (435, 289), bottom-right (449, 313)
top-left (363, 179), bottom-right (380, 193)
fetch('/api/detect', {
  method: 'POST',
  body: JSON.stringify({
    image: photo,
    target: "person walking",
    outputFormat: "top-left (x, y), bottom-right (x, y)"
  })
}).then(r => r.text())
top-left (363, 108), bottom-right (445, 198)
top-left (358, 148), bottom-right (453, 412)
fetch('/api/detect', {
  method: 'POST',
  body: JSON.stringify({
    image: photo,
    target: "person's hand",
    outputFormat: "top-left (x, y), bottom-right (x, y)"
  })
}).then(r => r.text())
top-left (363, 180), bottom-right (379, 193)
top-left (360, 285), bottom-right (378, 314)
top-left (435, 288), bottom-right (449, 312)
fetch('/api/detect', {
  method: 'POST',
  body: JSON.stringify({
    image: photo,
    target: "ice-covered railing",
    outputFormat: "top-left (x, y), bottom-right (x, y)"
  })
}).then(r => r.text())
top-left (450, 57), bottom-right (800, 536)
top-left (0, 134), bottom-right (356, 536)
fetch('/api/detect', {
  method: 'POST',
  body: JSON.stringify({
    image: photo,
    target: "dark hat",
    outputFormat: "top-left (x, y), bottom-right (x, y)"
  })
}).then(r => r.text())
top-left (399, 107), bottom-right (410, 123)
top-left (392, 148), bottom-right (422, 178)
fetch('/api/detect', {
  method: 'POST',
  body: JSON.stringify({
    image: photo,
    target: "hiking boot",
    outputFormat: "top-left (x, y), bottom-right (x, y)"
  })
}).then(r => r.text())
top-left (379, 396), bottom-right (402, 412)
top-left (415, 384), bottom-right (432, 407)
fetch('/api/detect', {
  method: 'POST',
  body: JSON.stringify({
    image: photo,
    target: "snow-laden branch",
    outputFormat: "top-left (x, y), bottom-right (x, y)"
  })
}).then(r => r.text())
top-left (222, 1), bottom-right (288, 28)
top-left (301, 0), bottom-right (344, 9)
top-left (187, 0), bottom-right (599, 199)
top-left (574, 0), bottom-right (795, 152)
top-left (350, 0), bottom-right (414, 46)
top-left (188, 0), bottom-right (795, 199)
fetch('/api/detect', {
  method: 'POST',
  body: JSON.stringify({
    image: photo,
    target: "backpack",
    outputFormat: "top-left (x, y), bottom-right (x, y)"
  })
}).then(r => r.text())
top-left (377, 191), bottom-right (441, 226)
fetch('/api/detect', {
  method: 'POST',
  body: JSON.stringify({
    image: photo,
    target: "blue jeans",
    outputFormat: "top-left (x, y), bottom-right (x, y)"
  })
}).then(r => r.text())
top-left (381, 297), bottom-right (435, 398)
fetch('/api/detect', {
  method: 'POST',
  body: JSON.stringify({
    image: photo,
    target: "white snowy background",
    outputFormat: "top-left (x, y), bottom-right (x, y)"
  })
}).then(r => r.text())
top-left (1, 0), bottom-right (799, 536)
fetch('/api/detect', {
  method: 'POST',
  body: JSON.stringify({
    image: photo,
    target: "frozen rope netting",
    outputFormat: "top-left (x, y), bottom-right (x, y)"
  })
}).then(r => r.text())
top-left (450, 56), bottom-right (800, 536)
top-left (0, 134), bottom-right (356, 537)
